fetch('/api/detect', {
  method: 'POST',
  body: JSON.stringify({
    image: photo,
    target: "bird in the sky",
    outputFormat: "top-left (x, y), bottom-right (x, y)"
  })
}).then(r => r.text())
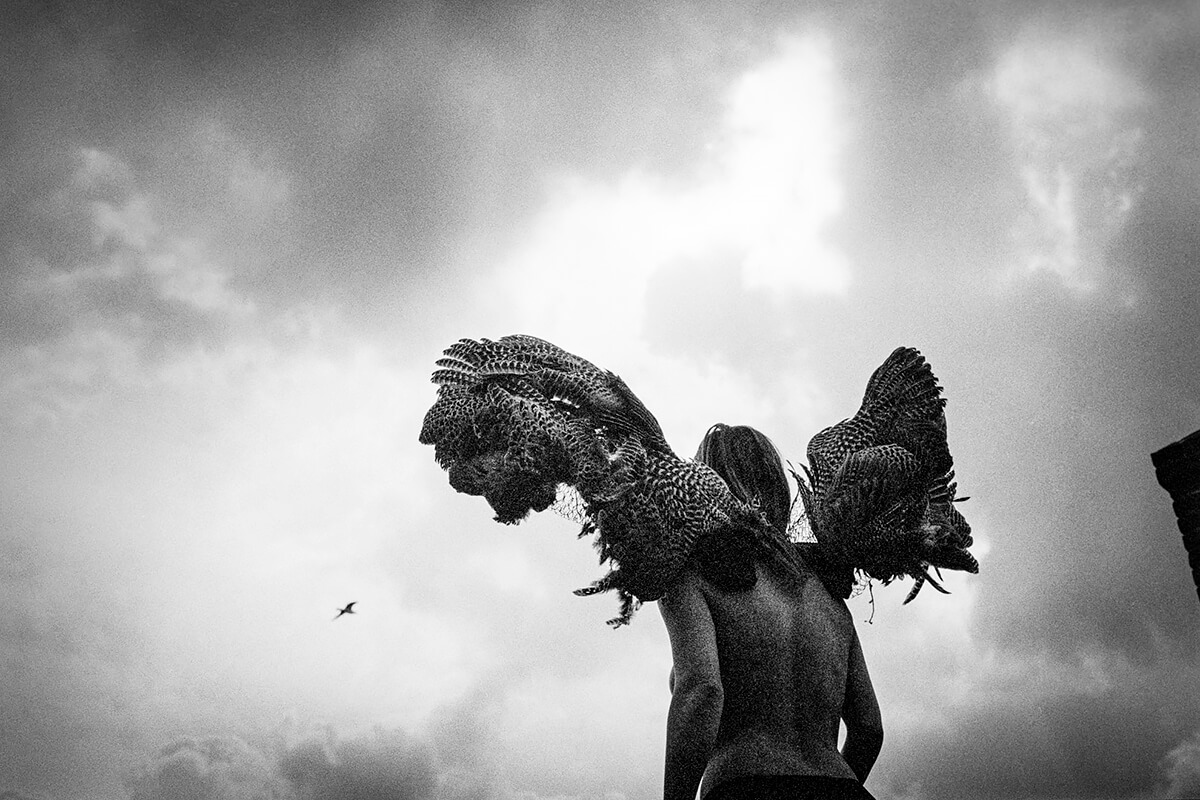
top-left (419, 335), bottom-right (977, 624)
top-left (333, 602), bottom-right (356, 620)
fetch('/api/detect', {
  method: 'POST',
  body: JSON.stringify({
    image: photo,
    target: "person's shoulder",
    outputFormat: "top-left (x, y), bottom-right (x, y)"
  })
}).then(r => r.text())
top-left (809, 582), bottom-right (857, 636)
top-left (658, 562), bottom-right (706, 605)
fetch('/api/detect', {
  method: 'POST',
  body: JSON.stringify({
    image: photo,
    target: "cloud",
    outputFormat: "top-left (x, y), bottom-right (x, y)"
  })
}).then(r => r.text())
top-left (1159, 731), bottom-right (1200, 800)
top-left (426, 680), bottom-right (508, 800)
top-left (0, 319), bottom-right (484, 797)
top-left (441, 31), bottom-right (852, 467)
top-left (126, 737), bottom-right (290, 800)
top-left (278, 729), bottom-right (438, 800)
top-left (0, 526), bottom-right (154, 800)
top-left (5, 4), bottom-right (1200, 800)
top-left (124, 721), bottom-right (510, 800)
top-left (858, 593), bottom-right (1200, 799)
top-left (187, 122), bottom-right (293, 222)
top-left (126, 730), bottom-right (442, 800)
top-left (718, 34), bottom-right (848, 294)
top-left (987, 10), bottom-right (1148, 292)
top-left (0, 147), bottom-right (261, 423)
top-left (475, 32), bottom-right (850, 349)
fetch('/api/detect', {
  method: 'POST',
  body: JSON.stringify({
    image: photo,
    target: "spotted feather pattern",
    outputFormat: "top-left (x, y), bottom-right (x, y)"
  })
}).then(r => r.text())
top-left (794, 347), bottom-right (977, 602)
top-left (419, 335), bottom-right (781, 626)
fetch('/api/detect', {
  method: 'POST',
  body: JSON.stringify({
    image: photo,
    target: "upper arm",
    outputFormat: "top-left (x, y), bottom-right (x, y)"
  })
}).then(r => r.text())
top-left (659, 569), bottom-right (723, 800)
top-left (842, 626), bottom-right (882, 736)
top-left (658, 569), bottom-right (721, 693)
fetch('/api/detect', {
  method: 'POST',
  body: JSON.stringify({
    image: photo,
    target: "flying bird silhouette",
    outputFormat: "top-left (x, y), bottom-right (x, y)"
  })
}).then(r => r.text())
top-left (333, 602), bottom-right (356, 620)
top-left (419, 335), bottom-right (977, 625)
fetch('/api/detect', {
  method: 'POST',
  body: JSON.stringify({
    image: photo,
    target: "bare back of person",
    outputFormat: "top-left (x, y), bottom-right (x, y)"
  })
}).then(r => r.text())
top-left (660, 554), bottom-right (880, 799)
top-left (659, 424), bottom-right (881, 800)
top-left (697, 560), bottom-right (858, 791)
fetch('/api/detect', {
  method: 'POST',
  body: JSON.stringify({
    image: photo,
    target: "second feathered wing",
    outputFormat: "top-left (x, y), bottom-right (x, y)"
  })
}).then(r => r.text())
top-left (793, 346), bottom-right (978, 601)
top-left (419, 334), bottom-right (781, 626)
top-left (421, 336), bottom-right (977, 622)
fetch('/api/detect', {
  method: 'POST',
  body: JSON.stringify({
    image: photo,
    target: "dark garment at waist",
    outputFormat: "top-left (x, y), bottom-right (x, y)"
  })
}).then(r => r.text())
top-left (705, 775), bottom-right (875, 800)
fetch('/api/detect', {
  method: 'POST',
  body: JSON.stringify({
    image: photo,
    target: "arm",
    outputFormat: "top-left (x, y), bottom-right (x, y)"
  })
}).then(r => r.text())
top-left (658, 569), bottom-right (723, 800)
top-left (841, 626), bottom-right (883, 782)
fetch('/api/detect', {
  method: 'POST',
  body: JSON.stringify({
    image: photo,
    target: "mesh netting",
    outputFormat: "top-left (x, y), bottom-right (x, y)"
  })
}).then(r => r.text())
top-left (551, 483), bottom-right (591, 526)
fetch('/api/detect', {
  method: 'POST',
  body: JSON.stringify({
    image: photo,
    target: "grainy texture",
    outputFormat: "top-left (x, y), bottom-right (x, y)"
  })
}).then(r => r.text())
top-left (420, 335), bottom-right (778, 625)
top-left (793, 347), bottom-right (977, 602)
top-left (421, 337), bottom-right (978, 621)
top-left (1151, 428), bottom-right (1200, 604)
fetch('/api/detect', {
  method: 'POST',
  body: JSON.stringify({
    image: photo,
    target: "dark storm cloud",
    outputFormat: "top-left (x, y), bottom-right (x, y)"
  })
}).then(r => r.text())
top-left (2, 0), bottom-right (467, 319)
top-left (878, 653), bottom-right (1200, 800)
top-left (2, 0), bottom-right (753, 325)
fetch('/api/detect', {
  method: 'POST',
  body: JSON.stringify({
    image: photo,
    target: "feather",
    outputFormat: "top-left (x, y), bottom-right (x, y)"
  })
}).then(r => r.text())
top-left (422, 338), bottom-right (977, 622)
top-left (797, 347), bottom-right (977, 603)
top-left (419, 335), bottom-right (783, 625)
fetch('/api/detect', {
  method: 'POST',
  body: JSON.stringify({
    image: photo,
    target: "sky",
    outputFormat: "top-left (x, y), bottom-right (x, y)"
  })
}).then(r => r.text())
top-left (2, 1), bottom-right (1200, 798)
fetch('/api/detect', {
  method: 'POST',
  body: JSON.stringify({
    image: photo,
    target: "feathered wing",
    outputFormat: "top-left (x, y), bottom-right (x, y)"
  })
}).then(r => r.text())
top-left (793, 347), bottom-right (977, 602)
top-left (421, 334), bottom-right (661, 523)
top-left (419, 335), bottom-right (781, 626)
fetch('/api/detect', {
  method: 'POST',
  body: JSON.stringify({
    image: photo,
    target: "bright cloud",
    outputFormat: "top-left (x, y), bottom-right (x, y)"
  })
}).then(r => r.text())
top-left (466, 33), bottom-right (847, 454)
top-left (484, 33), bottom-right (849, 354)
top-left (989, 16), bottom-right (1147, 291)
top-left (714, 34), bottom-right (848, 293)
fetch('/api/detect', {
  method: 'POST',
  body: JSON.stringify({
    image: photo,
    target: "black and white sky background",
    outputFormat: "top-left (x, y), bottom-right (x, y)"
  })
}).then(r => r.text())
top-left (3, 1), bottom-right (1200, 798)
